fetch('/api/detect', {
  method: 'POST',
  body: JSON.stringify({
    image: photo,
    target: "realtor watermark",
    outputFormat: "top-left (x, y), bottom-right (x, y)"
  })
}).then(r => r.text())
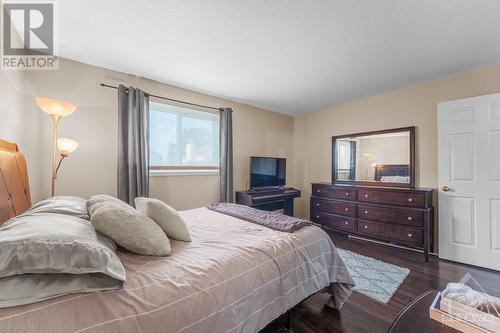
top-left (1, 1), bottom-right (58, 70)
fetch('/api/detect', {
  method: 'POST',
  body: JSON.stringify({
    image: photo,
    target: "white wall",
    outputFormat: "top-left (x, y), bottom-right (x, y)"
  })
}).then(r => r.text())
top-left (0, 15), bottom-right (25, 149)
top-left (0, 69), bottom-right (25, 148)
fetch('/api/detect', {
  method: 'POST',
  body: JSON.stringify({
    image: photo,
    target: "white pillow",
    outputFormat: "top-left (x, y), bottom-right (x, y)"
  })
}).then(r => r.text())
top-left (86, 194), bottom-right (128, 215)
top-left (135, 197), bottom-right (192, 242)
top-left (90, 201), bottom-right (171, 256)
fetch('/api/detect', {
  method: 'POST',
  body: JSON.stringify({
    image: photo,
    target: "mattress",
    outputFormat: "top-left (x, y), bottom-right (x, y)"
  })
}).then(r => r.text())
top-left (0, 207), bottom-right (353, 333)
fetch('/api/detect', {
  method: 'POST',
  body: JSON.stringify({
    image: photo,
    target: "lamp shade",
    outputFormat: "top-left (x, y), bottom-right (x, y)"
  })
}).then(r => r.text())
top-left (36, 97), bottom-right (76, 117)
top-left (57, 138), bottom-right (79, 157)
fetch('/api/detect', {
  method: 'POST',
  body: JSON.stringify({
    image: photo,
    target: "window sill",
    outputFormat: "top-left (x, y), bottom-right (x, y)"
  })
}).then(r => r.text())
top-left (150, 169), bottom-right (220, 177)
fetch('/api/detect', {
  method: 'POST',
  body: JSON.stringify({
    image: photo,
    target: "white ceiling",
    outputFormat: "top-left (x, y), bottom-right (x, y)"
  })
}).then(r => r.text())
top-left (57, 0), bottom-right (500, 116)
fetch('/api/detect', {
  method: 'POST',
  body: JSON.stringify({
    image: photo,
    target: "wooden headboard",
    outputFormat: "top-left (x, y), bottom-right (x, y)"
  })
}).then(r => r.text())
top-left (0, 140), bottom-right (31, 224)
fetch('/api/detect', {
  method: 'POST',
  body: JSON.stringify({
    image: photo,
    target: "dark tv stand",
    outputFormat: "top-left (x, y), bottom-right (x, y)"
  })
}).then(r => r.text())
top-left (251, 186), bottom-right (285, 193)
top-left (235, 188), bottom-right (301, 216)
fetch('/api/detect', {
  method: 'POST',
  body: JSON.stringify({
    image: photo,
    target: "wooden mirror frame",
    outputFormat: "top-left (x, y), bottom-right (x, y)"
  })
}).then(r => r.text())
top-left (331, 126), bottom-right (416, 188)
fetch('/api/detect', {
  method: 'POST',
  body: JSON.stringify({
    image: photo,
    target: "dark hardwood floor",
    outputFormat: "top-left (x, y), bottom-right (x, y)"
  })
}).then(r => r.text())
top-left (262, 231), bottom-right (500, 333)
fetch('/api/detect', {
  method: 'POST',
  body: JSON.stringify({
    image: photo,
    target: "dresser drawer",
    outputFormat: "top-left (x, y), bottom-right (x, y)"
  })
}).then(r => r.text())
top-left (357, 189), bottom-right (425, 208)
top-left (312, 211), bottom-right (356, 232)
top-left (358, 205), bottom-right (424, 227)
top-left (358, 220), bottom-right (423, 245)
top-left (312, 184), bottom-right (355, 201)
top-left (312, 199), bottom-right (356, 217)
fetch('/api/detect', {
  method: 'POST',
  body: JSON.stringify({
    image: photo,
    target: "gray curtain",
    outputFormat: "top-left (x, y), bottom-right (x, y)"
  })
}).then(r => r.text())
top-left (219, 108), bottom-right (233, 202)
top-left (117, 85), bottom-right (150, 205)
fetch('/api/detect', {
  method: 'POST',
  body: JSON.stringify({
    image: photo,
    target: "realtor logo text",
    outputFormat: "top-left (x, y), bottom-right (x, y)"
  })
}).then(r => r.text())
top-left (2, 2), bottom-right (58, 70)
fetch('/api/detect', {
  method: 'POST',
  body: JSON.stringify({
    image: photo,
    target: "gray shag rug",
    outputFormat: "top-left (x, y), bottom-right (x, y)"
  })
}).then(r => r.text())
top-left (337, 248), bottom-right (410, 303)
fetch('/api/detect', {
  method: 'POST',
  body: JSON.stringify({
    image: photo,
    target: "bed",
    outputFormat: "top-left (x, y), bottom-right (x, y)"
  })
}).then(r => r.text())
top-left (0, 139), bottom-right (354, 333)
top-left (374, 164), bottom-right (410, 183)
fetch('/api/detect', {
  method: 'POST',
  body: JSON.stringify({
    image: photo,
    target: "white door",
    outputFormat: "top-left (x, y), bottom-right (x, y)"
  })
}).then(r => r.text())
top-left (438, 92), bottom-right (500, 271)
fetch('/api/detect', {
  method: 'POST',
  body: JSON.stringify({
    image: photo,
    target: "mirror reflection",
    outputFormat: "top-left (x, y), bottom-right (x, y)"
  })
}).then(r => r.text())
top-left (335, 130), bottom-right (411, 184)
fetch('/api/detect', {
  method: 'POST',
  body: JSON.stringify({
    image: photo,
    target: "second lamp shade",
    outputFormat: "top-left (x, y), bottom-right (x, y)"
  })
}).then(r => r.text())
top-left (57, 138), bottom-right (79, 157)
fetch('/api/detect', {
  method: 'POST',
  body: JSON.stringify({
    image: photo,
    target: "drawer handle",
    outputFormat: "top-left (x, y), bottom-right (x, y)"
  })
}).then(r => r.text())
top-left (408, 233), bottom-right (413, 238)
top-left (345, 192), bottom-right (350, 196)
top-left (316, 203), bottom-right (320, 207)
top-left (344, 221), bottom-right (349, 225)
top-left (364, 225), bottom-right (368, 229)
top-left (364, 194), bottom-right (369, 198)
top-left (407, 216), bottom-right (413, 221)
top-left (316, 215), bottom-right (320, 219)
top-left (408, 198), bottom-right (413, 202)
top-left (364, 210), bottom-right (368, 214)
top-left (345, 208), bottom-right (349, 212)
top-left (317, 190), bottom-right (321, 193)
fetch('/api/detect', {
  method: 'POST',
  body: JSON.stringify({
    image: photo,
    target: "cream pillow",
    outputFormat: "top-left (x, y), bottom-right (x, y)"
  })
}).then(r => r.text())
top-left (135, 197), bottom-right (192, 242)
top-left (87, 194), bottom-right (128, 215)
top-left (90, 201), bottom-right (171, 256)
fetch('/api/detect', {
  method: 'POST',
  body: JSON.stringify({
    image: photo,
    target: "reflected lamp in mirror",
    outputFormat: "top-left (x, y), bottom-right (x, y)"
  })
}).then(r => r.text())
top-left (332, 127), bottom-right (415, 188)
top-left (366, 162), bottom-right (378, 180)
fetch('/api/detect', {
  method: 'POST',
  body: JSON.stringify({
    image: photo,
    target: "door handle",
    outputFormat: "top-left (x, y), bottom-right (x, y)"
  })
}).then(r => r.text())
top-left (442, 186), bottom-right (450, 192)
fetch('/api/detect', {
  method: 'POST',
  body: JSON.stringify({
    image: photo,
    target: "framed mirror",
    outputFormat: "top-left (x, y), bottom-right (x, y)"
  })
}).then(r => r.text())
top-left (332, 126), bottom-right (415, 188)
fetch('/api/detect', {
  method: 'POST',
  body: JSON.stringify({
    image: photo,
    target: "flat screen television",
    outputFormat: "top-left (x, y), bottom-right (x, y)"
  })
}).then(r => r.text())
top-left (250, 157), bottom-right (286, 189)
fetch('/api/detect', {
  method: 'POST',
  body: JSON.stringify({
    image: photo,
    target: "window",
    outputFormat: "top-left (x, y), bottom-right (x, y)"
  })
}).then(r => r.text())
top-left (336, 139), bottom-right (356, 180)
top-left (337, 141), bottom-right (352, 170)
top-left (149, 101), bottom-right (219, 169)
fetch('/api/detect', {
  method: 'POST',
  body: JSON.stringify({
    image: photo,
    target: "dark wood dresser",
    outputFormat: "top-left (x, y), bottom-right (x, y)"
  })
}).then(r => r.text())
top-left (310, 183), bottom-right (434, 261)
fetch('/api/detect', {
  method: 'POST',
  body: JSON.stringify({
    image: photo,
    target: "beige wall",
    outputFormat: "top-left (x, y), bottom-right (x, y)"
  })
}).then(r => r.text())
top-left (11, 56), bottom-right (500, 226)
top-left (24, 58), bottom-right (294, 208)
top-left (0, 68), bottom-right (25, 148)
top-left (150, 174), bottom-right (219, 210)
top-left (292, 63), bottom-right (500, 220)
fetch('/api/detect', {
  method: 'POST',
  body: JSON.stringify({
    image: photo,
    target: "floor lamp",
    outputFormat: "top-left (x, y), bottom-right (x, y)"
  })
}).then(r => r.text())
top-left (36, 97), bottom-right (77, 197)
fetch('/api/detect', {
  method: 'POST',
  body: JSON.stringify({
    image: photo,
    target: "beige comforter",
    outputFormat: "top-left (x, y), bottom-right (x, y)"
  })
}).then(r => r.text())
top-left (0, 207), bottom-right (354, 333)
